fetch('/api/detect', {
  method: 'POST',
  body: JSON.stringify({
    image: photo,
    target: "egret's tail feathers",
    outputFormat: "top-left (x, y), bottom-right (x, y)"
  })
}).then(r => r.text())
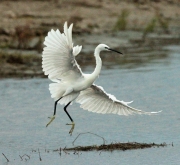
top-left (59, 92), bottom-right (79, 105)
top-left (49, 83), bottom-right (65, 101)
top-left (73, 45), bottom-right (82, 56)
top-left (49, 83), bottom-right (80, 105)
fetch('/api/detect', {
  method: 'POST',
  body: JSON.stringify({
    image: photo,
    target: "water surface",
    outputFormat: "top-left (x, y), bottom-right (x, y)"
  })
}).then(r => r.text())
top-left (0, 45), bottom-right (180, 164)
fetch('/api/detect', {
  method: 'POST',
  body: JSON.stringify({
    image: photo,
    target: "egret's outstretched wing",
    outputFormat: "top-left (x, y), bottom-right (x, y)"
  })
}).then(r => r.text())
top-left (42, 22), bottom-right (82, 81)
top-left (76, 84), bottom-right (161, 115)
top-left (73, 45), bottom-right (82, 56)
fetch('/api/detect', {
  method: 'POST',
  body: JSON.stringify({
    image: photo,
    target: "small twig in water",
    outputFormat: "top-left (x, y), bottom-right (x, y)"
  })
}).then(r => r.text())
top-left (72, 132), bottom-right (106, 145)
top-left (38, 149), bottom-right (42, 161)
top-left (24, 154), bottom-right (30, 160)
top-left (2, 153), bottom-right (9, 162)
top-left (20, 154), bottom-right (30, 161)
top-left (63, 147), bottom-right (70, 155)
top-left (19, 155), bottom-right (23, 161)
top-left (59, 147), bottom-right (61, 156)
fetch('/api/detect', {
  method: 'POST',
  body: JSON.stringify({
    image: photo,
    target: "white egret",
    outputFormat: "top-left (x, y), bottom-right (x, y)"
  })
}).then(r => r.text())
top-left (42, 22), bottom-right (161, 135)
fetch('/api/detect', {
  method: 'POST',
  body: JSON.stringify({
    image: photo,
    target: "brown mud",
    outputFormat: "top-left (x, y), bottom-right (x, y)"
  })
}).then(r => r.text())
top-left (0, 0), bottom-right (180, 78)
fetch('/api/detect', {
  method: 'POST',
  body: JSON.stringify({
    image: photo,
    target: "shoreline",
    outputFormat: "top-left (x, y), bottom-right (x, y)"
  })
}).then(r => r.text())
top-left (0, 31), bottom-right (179, 78)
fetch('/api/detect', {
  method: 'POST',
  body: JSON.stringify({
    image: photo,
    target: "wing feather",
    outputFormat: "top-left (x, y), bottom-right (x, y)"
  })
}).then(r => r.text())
top-left (42, 22), bottom-right (82, 81)
top-left (73, 45), bottom-right (82, 56)
top-left (90, 99), bottom-right (101, 113)
top-left (102, 101), bottom-right (110, 114)
top-left (95, 100), bottom-right (105, 113)
top-left (105, 100), bottom-right (113, 114)
top-left (107, 102), bottom-right (114, 114)
top-left (112, 104), bottom-right (118, 114)
top-left (76, 84), bottom-right (162, 116)
top-left (96, 100), bottom-right (105, 113)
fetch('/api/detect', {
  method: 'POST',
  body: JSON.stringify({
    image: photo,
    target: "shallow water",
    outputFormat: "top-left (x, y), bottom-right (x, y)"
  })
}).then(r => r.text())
top-left (0, 45), bottom-right (180, 164)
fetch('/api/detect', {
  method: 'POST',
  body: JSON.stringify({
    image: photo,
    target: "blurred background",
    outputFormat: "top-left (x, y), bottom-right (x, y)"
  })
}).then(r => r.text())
top-left (0, 0), bottom-right (180, 77)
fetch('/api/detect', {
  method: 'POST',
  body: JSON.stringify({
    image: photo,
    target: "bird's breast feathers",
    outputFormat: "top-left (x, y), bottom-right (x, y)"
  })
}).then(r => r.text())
top-left (72, 75), bottom-right (95, 92)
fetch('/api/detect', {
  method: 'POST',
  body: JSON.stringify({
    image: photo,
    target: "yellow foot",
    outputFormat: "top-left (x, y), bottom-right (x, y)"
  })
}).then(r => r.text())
top-left (46, 115), bottom-right (55, 127)
top-left (66, 122), bottom-right (75, 136)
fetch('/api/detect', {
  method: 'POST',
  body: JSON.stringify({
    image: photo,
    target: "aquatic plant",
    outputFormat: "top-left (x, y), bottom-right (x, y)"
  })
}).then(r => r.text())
top-left (113, 9), bottom-right (130, 31)
top-left (143, 12), bottom-right (169, 39)
top-left (143, 18), bottom-right (157, 38)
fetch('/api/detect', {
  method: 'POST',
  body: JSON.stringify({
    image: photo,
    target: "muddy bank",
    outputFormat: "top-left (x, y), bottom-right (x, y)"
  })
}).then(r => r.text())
top-left (0, 31), bottom-right (179, 78)
top-left (0, 51), bottom-right (43, 78)
top-left (0, 0), bottom-right (180, 78)
top-left (1, 0), bottom-right (180, 51)
top-left (1, 0), bottom-right (180, 36)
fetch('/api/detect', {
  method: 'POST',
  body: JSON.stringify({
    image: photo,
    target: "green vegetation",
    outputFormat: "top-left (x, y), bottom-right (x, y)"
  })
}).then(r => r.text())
top-left (113, 9), bottom-right (130, 31)
top-left (143, 18), bottom-right (157, 37)
top-left (143, 12), bottom-right (169, 38)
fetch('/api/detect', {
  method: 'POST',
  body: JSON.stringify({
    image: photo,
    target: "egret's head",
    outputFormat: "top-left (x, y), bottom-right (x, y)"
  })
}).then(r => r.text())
top-left (97, 44), bottom-right (122, 54)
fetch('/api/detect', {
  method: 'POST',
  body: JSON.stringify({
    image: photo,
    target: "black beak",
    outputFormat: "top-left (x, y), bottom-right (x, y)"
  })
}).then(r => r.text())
top-left (107, 48), bottom-right (123, 54)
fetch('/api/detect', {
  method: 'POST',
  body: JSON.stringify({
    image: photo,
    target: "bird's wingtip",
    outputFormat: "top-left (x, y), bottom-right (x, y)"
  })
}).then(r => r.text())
top-left (64, 21), bottom-right (73, 29)
top-left (150, 110), bottom-right (162, 114)
top-left (69, 23), bottom-right (73, 28)
top-left (64, 22), bottom-right (68, 32)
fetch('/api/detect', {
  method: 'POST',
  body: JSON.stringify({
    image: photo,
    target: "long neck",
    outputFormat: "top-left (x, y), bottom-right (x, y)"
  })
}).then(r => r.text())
top-left (91, 47), bottom-right (102, 81)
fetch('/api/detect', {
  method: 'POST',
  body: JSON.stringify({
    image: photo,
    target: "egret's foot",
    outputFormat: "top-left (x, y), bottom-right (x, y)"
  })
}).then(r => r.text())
top-left (46, 115), bottom-right (55, 127)
top-left (66, 122), bottom-right (75, 135)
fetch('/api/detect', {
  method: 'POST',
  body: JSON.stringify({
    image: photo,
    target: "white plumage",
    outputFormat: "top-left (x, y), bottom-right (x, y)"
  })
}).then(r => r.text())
top-left (42, 22), bottom-right (161, 135)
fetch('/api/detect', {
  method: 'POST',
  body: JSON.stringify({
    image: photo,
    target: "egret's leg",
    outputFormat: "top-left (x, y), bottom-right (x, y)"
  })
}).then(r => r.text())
top-left (46, 97), bottom-right (62, 127)
top-left (64, 102), bottom-right (75, 135)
